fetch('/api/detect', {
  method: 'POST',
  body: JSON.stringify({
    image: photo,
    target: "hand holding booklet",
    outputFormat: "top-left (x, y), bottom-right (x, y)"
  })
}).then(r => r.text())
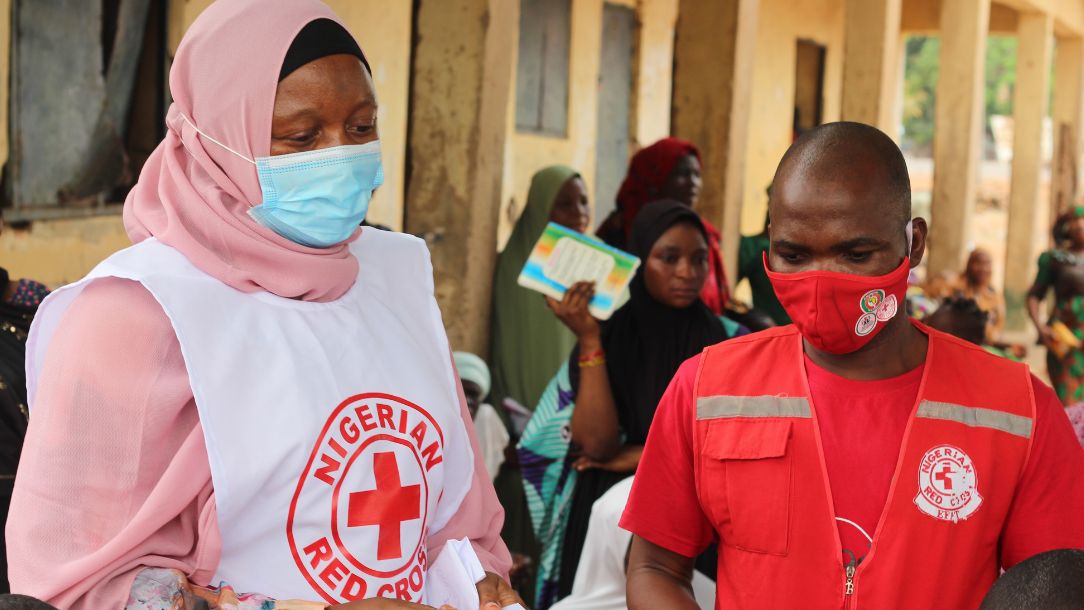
top-left (517, 222), bottom-right (640, 320)
top-left (424, 537), bottom-right (526, 610)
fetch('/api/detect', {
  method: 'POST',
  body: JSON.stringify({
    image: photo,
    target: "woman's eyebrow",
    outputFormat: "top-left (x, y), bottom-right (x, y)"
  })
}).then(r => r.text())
top-left (273, 98), bottom-right (377, 124)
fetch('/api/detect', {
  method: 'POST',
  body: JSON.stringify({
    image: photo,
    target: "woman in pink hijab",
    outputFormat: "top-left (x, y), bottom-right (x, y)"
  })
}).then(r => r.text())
top-left (6, 1), bottom-right (515, 609)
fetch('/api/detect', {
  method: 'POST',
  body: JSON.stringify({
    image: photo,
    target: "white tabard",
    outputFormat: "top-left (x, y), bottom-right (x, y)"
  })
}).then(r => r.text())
top-left (26, 230), bottom-right (474, 604)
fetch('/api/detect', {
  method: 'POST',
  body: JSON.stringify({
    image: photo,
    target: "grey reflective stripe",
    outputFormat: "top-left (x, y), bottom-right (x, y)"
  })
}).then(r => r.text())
top-left (916, 400), bottom-right (1033, 439)
top-left (696, 396), bottom-right (811, 420)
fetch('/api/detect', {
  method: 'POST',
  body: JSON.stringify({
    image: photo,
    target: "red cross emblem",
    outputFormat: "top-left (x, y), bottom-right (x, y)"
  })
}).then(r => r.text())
top-left (348, 451), bottom-right (422, 561)
top-left (934, 464), bottom-right (955, 491)
top-left (288, 393), bottom-right (447, 605)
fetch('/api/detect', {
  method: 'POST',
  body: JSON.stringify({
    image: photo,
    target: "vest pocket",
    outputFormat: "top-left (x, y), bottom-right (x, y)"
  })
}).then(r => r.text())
top-left (702, 419), bottom-right (793, 555)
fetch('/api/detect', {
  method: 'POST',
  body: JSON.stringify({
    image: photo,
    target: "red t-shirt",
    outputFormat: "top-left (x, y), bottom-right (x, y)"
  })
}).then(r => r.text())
top-left (805, 355), bottom-right (922, 567)
top-left (620, 353), bottom-right (1084, 570)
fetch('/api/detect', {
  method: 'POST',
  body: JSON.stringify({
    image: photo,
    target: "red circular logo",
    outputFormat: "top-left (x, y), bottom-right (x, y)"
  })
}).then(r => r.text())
top-left (287, 393), bottom-right (445, 604)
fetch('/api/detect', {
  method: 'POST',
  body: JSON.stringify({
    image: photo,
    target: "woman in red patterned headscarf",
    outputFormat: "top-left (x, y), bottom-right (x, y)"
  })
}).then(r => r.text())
top-left (596, 137), bottom-right (730, 314)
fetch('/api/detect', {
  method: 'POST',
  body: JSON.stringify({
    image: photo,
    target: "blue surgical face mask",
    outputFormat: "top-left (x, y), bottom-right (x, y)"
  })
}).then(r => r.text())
top-left (180, 114), bottom-right (383, 248)
top-left (248, 142), bottom-right (383, 248)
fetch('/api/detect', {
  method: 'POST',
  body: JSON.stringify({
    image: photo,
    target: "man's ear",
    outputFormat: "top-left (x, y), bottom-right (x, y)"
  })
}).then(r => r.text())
top-left (909, 217), bottom-right (928, 268)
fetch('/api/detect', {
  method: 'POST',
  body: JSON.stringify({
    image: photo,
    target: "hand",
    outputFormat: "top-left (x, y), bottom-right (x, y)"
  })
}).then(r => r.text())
top-left (1038, 324), bottom-right (1056, 349)
top-left (508, 552), bottom-right (533, 585)
top-left (328, 599), bottom-right (450, 610)
top-left (573, 445), bottom-right (642, 473)
top-left (476, 571), bottom-right (526, 609)
top-left (546, 281), bottom-right (600, 341)
top-left (1009, 343), bottom-right (1028, 359)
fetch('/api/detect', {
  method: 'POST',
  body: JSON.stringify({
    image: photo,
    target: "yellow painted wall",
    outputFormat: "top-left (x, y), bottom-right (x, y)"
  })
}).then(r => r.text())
top-left (0, 215), bottom-right (130, 288)
top-left (634, 0), bottom-right (679, 147)
top-left (741, 0), bottom-right (845, 235)
top-left (498, 0), bottom-right (678, 248)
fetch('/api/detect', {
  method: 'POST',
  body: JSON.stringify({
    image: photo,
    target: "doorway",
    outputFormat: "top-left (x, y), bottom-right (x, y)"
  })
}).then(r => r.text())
top-left (793, 39), bottom-right (827, 139)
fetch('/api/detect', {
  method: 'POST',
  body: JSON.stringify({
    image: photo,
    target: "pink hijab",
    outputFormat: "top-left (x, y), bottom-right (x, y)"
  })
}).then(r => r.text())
top-left (123, 0), bottom-right (362, 302)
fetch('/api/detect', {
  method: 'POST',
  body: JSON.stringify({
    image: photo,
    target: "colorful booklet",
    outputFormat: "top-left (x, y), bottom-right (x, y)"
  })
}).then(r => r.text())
top-left (517, 222), bottom-right (641, 320)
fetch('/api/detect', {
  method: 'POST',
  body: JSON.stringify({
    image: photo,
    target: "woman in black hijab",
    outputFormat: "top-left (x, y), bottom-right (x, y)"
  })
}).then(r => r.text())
top-left (546, 200), bottom-right (733, 598)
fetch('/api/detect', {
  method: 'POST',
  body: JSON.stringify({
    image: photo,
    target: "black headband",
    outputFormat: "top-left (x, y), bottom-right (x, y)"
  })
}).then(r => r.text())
top-left (279, 18), bottom-right (370, 81)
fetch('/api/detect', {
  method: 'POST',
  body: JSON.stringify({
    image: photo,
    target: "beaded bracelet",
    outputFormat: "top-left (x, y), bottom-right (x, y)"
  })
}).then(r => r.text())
top-left (578, 349), bottom-right (606, 368)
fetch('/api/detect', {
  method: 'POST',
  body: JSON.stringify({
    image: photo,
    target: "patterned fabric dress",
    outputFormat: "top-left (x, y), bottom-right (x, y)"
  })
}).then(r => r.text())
top-left (1049, 294), bottom-right (1084, 404)
top-left (517, 362), bottom-right (577, 610)
top-left (518, 318), bottom-right (747, 609)
top-left (0, 270), bottom-right (46, 593)
top-left (1037, 249), bottom-right (1084, 404)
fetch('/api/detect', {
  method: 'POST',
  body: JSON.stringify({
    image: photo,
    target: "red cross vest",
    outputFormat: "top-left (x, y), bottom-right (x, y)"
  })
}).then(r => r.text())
top-left (692, 324), bottom-right (1035, 609)
top-left (26, 231), bottom-right (475, 605)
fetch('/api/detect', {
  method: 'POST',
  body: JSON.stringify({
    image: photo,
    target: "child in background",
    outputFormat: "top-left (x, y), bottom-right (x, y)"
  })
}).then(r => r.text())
top-left (454, 351), bottom-right (510, 480)
top-left (924, 297), bottom-right (1024, 361)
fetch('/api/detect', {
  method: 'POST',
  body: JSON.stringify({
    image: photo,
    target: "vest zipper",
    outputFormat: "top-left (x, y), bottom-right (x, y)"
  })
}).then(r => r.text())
top-left (844, 563), bottom-right (856, 603)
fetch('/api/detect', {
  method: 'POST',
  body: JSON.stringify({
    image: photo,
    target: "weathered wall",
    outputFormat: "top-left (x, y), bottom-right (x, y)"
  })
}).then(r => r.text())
top-left (741, 0), bottom-right (845, 234)
top-left (671, 0), bottom-right (759, 284)
top-left (0, 0), bottom-right (134, 287)
top-left (502, 0), bottom-right (603, 248)
top-left (634, 0), bottom-right (679, 147)
top-left (405, 0), bottom-right (518, 354)
top-left (0, 0), bottom-right (412, 287)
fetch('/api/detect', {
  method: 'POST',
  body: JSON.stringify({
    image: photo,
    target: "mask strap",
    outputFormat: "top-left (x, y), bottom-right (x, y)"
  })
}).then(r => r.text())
top-left (178, 113), bottom-right (256, 166)
top-left (905, 219), bottom-right (914, 256)
top-left (836, 517), bottom-right (874, 545)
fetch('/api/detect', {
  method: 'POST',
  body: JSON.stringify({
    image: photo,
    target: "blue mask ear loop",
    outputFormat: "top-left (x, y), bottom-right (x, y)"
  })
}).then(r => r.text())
top-left (178, 113), bottom-right (258, 166)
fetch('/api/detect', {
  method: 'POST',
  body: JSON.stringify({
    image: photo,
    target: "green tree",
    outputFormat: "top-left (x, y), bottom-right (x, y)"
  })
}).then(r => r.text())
top-left (985, 36), bottom-right (1018, 118)
top-left (902, 36), bottom-right (940, 152)
top-left (901, 35), bottom-right (1020, 153)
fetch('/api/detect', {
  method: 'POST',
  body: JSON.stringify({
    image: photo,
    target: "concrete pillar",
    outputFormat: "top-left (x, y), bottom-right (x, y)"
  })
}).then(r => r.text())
top-left (405, 0), bottom-right (518, 354)
top-left (1005, 12), bottom-right (1054, 330)
top-left (1052, 37), bottom-right (1084, 219)
top-left (927, 0), bottom-right (990, 279)
top-left (632, 0), bottom-right (679, 147)
top-left (841, 0), bottom-right (902, 132)
top-left (671, 0), bottom-right (759, 284)
top-left (882, 35), bottom-right (908, 143)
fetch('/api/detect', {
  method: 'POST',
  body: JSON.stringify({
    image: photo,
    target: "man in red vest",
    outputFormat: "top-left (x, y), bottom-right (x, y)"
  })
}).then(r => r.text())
top-left (621, 122), bottom-right (1084, 609)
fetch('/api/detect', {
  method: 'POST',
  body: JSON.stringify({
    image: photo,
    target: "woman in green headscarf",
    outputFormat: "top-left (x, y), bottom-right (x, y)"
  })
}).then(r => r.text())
top-left (489, 164), bottom-right (589, 596)
top-left (491, 165), bottom-right (590, 414)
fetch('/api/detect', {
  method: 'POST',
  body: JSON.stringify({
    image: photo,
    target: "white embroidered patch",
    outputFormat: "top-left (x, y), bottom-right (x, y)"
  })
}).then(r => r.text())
top-left (914, 444), bottom-right (983, 523)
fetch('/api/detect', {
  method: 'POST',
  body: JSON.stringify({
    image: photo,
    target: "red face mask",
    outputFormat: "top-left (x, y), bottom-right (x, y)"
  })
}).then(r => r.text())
top-left (764, 253), bottom-right (910, 354)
